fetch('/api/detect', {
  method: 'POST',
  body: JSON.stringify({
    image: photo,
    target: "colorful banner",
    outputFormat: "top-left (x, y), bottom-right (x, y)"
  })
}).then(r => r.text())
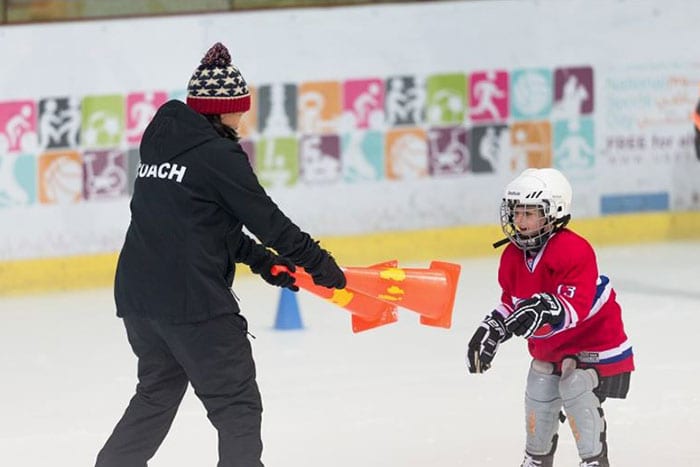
top-left (1, 0), bottom-right (699, 260)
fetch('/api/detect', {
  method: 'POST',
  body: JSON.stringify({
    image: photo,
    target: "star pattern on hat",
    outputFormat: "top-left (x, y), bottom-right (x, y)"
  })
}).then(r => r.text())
top-left (186, 43), bottom-right (251, 114)
top-left (188, 65), bottom-right (249, 98)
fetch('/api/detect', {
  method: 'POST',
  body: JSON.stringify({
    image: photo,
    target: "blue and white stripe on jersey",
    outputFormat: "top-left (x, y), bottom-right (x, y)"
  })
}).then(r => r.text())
top-left (588, 275), bottom-right (612, 320)
top-left (563, 274), bottom-right (613, 328)
top-left (528, 274), bottom-right (614, 339)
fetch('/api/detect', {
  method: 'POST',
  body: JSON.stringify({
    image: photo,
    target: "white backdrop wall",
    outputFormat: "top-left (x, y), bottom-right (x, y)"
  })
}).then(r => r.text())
top-left (0, 0), bottom-right (699, 261)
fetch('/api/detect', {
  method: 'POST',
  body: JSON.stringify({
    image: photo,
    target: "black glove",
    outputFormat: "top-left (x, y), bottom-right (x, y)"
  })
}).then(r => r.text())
top-left (227, 232), bottom-right (298, 291)
top-left (305, 249), bottom-right (346, 289)
top-left (504, 292), bottom-right (564, 338)
top-left (280, 232), bottom-right (346, 289)
top-left (249, 251), bottom-right (299, 292)
top-left (467, 311), bottom-right (510, 373)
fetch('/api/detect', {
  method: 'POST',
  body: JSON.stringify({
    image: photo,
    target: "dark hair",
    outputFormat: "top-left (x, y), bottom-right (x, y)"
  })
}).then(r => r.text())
top-left (204, 114), bottom-right (240, 142)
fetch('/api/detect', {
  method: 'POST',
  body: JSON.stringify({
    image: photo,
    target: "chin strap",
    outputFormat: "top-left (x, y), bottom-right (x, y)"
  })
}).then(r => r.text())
top-left (492, 215), bottom-right (572, 250)
top-left (492, 237), bottom-right (510, 249)
top-left (554, 214), bottom-right (571, 231)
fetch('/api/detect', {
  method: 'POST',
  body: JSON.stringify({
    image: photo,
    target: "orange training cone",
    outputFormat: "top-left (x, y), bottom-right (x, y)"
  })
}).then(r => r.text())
top-left (271, 262), bottom-right (398, 333)
top-left (341, 261), bottom-right (461, 329)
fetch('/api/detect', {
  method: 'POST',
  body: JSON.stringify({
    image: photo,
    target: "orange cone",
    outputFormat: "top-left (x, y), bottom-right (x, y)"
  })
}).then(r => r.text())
top-left (341, 261), bottom-right (461, 328)
top-left (271, 262), bottom-right (398, 333)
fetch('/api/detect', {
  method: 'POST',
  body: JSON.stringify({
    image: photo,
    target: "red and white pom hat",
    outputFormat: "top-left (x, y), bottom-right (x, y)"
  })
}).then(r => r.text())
top-left (186, 42), bottom-right (251, 115)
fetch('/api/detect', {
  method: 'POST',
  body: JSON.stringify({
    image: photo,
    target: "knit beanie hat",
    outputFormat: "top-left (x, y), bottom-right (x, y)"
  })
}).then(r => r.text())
top-left (186, 42), bottom-right (251, 115)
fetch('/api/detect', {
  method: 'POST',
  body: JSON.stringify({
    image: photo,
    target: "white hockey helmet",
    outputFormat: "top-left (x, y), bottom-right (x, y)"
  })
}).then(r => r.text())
top-left (499, 168), bottom-right (573, 251)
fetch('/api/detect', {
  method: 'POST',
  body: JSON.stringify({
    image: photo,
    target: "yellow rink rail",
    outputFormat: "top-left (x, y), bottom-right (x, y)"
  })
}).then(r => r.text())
top-left (1, 211), bottom-right (699, 296)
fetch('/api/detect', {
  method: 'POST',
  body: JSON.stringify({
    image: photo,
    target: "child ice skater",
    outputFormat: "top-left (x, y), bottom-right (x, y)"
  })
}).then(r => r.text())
top-left (466, 168), bottom-right (634, 467)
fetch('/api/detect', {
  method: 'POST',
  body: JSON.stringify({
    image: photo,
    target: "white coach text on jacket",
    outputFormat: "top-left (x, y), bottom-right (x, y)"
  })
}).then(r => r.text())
top-left (137, 162), bottom-right (187, 183)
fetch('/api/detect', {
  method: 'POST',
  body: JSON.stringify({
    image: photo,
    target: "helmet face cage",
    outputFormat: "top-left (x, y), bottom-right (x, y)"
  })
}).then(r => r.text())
top-left (498, 168), bottom-right (573, 252)
top-left (499, 199), bottom-right (555, 252)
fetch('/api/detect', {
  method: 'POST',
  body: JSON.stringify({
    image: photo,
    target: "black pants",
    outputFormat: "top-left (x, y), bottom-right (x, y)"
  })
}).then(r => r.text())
top-left (96, 313), bottom-right (263, 467)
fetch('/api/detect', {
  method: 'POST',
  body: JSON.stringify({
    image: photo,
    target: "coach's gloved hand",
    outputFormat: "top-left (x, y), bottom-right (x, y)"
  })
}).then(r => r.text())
top-left (467, 311), bottom-right (511, 373)
top-left (228, 233), bottom-right (299, 291)
top-left (305, 249), bottom-right (346, 289)
top-left (249, 250), bottom-right (299, 291)
top-left (285, 233), bottom-right (346, 289)
top-left (505, 292), bottom-right (564, 338)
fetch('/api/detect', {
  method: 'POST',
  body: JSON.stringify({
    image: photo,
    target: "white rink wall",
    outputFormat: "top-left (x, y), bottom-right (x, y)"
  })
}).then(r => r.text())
top-left (1, 0), bottom-right (699, 262)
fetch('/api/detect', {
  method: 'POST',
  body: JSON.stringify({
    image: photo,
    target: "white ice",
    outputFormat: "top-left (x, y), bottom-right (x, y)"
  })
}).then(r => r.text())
top-left (1, 241), bottom-right (699, 466)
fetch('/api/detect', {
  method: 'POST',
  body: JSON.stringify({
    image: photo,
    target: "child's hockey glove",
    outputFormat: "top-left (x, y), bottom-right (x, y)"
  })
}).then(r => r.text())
top-left (505, 292), bottom-right (564, 338)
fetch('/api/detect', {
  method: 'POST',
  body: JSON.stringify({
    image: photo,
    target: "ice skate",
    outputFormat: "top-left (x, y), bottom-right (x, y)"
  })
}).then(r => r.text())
top-left (520, 452), bottom-right (553, 467)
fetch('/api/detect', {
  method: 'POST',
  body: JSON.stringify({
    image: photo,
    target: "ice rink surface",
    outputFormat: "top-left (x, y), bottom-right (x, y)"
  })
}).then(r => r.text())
top-left (1, 240), bottom-right (699, 466)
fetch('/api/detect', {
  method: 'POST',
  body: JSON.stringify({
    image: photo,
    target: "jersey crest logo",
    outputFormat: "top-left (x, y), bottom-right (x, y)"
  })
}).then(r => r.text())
top-left (557, 284), bottom-right (576, 298)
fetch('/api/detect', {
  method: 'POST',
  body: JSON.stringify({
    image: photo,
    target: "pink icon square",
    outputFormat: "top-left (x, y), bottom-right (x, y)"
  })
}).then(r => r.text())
top-left (126, 92), bottom-right (168, 145)
top-left (343, 79), bottom-right (384, 129)
top-left (0, 100), bottom-right (37, 153)
top-left (469, 71), bottom-right (509, 123)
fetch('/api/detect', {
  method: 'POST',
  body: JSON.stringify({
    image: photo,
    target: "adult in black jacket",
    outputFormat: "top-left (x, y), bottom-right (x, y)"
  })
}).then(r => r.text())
top-left (95, 43), bottom-right (346, 467)
top-left (694, 97), bottom-right (700, 160)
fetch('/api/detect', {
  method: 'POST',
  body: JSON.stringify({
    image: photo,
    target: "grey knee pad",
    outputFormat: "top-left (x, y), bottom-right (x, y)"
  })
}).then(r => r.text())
top-left (559, 366), bottom-right (606, 460)
top-left (525, 360), bottom-right (563, 456)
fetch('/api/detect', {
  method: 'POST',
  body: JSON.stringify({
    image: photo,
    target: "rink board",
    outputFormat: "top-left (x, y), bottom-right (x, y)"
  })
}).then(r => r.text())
top-left (1, 211), bottom-right (699, 295)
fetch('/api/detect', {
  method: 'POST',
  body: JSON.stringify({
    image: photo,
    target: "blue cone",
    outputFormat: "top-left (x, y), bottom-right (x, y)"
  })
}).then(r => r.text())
top-left (274, 288), bottom-right (304, 330)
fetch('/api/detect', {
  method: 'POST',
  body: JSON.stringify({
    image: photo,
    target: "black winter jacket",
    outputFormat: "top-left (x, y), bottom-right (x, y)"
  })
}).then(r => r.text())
top-left (694, 99), bottom-right (700, 160)
top-left (115, 100), bottom-right (320, 323)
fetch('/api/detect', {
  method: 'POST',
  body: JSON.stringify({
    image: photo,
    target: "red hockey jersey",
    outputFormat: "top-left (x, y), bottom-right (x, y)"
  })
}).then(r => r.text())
top-left (496, 229), bottom-right (634, 377)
